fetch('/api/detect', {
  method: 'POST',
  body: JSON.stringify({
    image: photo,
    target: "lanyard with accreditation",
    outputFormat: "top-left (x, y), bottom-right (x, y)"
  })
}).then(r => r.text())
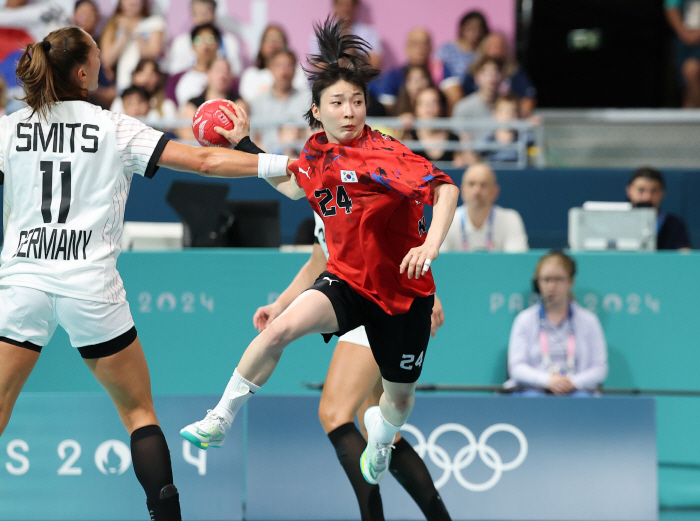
top-left (539, 302), bottom-right (576, 376)
top-left (460, 206), bottom-right (495, 251)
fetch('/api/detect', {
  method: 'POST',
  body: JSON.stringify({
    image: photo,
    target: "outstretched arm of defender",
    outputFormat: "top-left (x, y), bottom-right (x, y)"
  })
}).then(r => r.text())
top-left (253, 243), bottom-right (327, 331)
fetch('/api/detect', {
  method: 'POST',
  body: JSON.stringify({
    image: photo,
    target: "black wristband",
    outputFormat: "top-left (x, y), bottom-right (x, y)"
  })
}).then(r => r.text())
top-left (235, 136), bottom-right (265, 155)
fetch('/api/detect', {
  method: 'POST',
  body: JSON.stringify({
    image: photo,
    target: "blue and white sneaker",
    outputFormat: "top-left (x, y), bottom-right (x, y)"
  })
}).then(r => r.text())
top-left (360, 406), bottom-right (394, 484)
top-left (180, 410), bottom-right (230, 449)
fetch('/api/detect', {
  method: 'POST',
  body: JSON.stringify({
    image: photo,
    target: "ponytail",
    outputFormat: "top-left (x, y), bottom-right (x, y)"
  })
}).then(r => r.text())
top-left (15, 26), bottom-right (92, 120)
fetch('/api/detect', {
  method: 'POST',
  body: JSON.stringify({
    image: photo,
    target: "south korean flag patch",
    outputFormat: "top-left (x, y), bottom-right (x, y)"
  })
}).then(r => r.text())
top-left (341, 170), bottom-right (358, 183)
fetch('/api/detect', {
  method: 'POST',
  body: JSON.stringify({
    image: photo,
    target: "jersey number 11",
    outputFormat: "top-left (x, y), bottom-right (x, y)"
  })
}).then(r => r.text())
top-left (40, 161), bottom-right (72, 224)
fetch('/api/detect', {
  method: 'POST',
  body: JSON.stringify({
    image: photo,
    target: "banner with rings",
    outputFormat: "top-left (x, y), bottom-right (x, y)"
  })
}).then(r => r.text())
top-left (2, 395), bottom-right (656, 520)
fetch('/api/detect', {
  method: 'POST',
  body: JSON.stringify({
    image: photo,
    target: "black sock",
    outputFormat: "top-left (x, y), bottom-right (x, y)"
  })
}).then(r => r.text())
top-left (328, 423), bottom-right (385, 521)
top-left (389, 437), bottom-right (452, 521)
top-left (131, 425), bottom-right (181, 521)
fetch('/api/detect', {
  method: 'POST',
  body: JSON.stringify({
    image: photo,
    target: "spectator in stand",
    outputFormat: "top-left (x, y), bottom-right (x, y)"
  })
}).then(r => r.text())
top-left (120, 85), bottom-right (151, 118)
top-left (239, 25), bottom-right (308, 104)
top-left (249, 48), bottom-right (309, 154)
top-left (505, 251), bottom-right (608, 396)
top-left (111, 58), bottom-right (178, 120)
top-left (393, 65), bottom-right (435, 126)
top-left (406, 87), bottom-right (466, 167)
top-left (72, 0), bottom-right (116, 109)
top-left (461, 33), bottom-right (537, 117)
top-left (441, 163), bottom-right (528, 252)
top-left (626, 167), bottom-right (691, 250)
top-left (453, 56), bottom-right (503, 141)
top-left (479, 93), bottom-right (534, 164)
top-left (178, 57), bottom-right (243, 140)
top-left (310, 0), bottom-right (383, 71)
top-left (100, 0), bottom-right (166, 94)
top-left (375, 28), bottom-right (441, 113)
top-left (436, 10), bottom-right (489, 114)
top-left (665, 0), bottom-right (700, 107)
top-left (175, 23), bottom-right (221, 108)
top-left (164, 0), bottom-right (242, 78)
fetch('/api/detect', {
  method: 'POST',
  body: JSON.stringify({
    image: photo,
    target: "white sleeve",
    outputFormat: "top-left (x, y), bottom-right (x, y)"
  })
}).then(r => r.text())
top-left (502, 210), bottom-right (529, 253)
top-left (109, 112), bottom-right (169, 178)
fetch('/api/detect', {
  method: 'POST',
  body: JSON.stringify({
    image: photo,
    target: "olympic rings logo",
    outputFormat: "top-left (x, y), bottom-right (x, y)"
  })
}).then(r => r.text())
top-left (400, 423), bottom-right (528, 492)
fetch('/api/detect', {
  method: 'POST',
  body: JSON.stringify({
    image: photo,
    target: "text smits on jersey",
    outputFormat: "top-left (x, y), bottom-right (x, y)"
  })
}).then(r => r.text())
top-left (12, 227), bottom-right (92, 261)
top-left (14, 122), bottom-right (99, 153)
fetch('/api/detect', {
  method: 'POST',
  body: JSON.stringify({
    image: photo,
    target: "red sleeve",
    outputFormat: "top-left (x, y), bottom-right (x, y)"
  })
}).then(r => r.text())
top-left (359, 136), bottom-right (455, 206)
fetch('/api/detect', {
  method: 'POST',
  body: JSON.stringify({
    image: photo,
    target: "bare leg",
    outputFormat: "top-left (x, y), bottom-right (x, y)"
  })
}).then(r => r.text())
top-left (0, 342), bottom-right (40, 436)
top-left (319, 341), bottom-right (380, 433)
top-left (237, 289), bottom-right (339, 385)
top-left (682, 58), bottom-right (700, 108)
top-left (320, 342), bottom-right (385, 521)
top-left (84, 336), bottom-right (158, 434)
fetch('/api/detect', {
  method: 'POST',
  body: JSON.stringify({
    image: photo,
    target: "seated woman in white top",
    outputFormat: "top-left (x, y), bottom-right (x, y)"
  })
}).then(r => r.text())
top-left (238, 24), bottom-right (308, 103)
top-left (505, 251), bottom-right (608, 396)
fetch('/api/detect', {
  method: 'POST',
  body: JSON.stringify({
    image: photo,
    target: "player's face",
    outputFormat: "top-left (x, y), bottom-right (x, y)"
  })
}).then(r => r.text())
top-left (626, 178), bottom-right (664, 209)
top-left (537, 260), bottom-right (573, 309)
top-left (313, 80), bottom-right (366, 145)
top-left (462, 165), bottom-right (499, 209)
top-left (80, 32), bottom-right (101, 91)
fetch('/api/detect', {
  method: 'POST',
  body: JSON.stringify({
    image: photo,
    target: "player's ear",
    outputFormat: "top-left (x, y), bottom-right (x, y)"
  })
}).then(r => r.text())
top-left (75, 65), bottom-right (88, 89)
top-left (311, 103), bottom-right (320, 122)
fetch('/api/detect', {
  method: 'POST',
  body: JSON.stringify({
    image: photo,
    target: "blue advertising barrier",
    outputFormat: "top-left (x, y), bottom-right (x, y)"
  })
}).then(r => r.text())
top-left (1, 395), bottom-right (657, 521)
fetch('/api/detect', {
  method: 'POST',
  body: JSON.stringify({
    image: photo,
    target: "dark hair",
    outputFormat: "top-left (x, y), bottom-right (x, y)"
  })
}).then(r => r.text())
top-left (459, 10), bottom-right (489, 38)
top-left (255, 25), bottom-right (288, 69)
top-left (268, 47), bottom-right (296, 66)
top-left (303, 17), bottom-right (380, 129)
top-left (393, 65), bottom-right (435, 116)
top-left (628, 167), bottom-right (665, 190)
top-left (15, 26), bottom-right (93, 121)
top-left (74, 0), bottom-right (98, 12)
top-left (190, 22), bottom-right (222, 45)
top-left (132, 57), bottom-right (164, 93)
top-left (191, 0), bottom-right (216, 9)
top-left (532, 250), bottom-right (576, 293)
top-left (121, 84), bottom-right (150, 102)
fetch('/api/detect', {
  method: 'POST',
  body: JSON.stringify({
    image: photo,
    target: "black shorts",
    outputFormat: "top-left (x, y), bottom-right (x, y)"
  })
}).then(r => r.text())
top-left (308, 271), bottom-right (434, 384)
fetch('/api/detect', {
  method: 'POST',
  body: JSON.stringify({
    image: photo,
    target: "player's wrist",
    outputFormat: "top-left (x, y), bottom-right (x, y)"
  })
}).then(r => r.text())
top-left (258, 153), bottom-right (289, 178)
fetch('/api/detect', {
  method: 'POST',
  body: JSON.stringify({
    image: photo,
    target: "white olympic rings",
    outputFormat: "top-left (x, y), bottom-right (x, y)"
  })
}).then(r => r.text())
top-left (400, 422), bottom-right (528, 492)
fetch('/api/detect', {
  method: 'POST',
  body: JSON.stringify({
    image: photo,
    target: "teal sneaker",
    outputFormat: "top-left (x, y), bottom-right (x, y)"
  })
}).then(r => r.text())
top-left (180, 410), bottom-right (230, 449)
top-left (360, 406), bottom-right (394, 484)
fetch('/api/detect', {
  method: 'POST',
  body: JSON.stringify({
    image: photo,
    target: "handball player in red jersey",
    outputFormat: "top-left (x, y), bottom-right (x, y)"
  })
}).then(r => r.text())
top-left (181, 17), bottom-right (459, 487)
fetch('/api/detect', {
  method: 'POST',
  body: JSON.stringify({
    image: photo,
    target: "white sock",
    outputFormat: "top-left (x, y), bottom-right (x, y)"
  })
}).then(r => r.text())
top-left (370, 408), bottom-right (401, 445)
top-left (213, 368), bottom-right (260, 423)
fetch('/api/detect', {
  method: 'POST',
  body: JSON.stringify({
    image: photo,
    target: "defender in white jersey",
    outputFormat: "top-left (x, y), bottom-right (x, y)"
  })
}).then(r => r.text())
top-left (0, 26), bottom-right (294, 521)
top-left (182, 108), bottom-right (451, 521)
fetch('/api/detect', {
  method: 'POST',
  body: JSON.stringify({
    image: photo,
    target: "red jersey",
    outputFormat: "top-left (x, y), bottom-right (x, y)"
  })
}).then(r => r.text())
top-left (291, 126), bottom-right (455, 315)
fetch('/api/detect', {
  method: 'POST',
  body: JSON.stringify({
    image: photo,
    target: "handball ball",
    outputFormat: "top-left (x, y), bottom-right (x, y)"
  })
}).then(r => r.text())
top-left (192, 99), bottom-right (235, 147)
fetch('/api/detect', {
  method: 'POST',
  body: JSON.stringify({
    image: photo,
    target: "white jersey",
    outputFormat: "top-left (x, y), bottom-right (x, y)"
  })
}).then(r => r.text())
top-left (0, 101), bottom-right (168, 303)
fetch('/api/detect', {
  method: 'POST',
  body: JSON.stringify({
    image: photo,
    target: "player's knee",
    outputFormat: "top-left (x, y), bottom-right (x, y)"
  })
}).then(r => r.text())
top-left (384, 392), bottom-right (414, 413)
top-left (318, 399), bottom-right (354, 432)
top-left (262, 315), bottom-right (297, 352)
